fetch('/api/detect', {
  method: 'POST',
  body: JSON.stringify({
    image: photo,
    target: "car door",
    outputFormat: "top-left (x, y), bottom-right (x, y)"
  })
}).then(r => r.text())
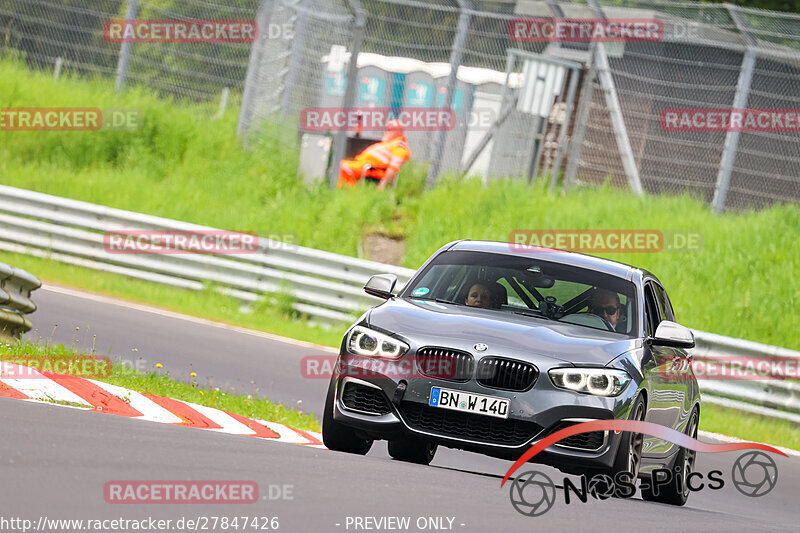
top-left (641, 280), bottom-right (685, 456)
top-left (652, 281), bottom-right (696, 434)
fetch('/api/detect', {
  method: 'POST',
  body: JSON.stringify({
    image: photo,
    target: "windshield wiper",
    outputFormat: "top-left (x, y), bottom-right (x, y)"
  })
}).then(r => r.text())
top-left (410, 297), bottom-right (461, 306)
top-left (512, 310), bottom-right (551, 321)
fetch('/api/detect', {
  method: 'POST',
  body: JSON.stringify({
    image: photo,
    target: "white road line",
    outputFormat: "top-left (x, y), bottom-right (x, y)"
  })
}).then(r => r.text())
top-left (699, 429), bottom-right (800, 457)
top-left (1, 364), bottom-right (91, 407)
top-left (256, 420), bottom-right (316, 445)
top-left (181, 400), bottom-right (257, 436)
top-left (39, 284), bottom-right (338, 353)
top-left (89, 380), bottom-right (183, 424)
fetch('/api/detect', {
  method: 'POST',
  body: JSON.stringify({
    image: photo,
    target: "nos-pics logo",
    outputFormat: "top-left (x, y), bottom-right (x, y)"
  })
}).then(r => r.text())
top-left (502, 420), bottom-right (783, 517)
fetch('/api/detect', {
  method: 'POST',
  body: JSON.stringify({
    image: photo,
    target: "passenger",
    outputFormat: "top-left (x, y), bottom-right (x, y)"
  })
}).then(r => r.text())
top-left (464, 283), bottom-right (492, 309)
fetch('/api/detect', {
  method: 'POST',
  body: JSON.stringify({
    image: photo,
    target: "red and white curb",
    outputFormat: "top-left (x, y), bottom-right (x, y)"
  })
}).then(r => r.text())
top-left (0, 363), bottom-right (325, 449)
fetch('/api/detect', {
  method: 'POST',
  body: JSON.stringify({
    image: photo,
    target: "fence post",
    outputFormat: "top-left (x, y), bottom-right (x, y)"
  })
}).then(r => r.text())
top-left (237, 0), bottom-right (276, 138)
top-left (214, 88), bottom-right (231, 120)
top-left (594, 45), bottom-right (643, 195)
top-left (425, 0), bottom-right (472, 190)
top-left (461, 52), bottom-right (515, 180)
top-left (327, 1), bottom-right (366, 188)
top-left (563, 46), bottom-right (597, 191)
top-left (114, 0), bottom-right (139, 91)
top-left (548, 67), bottom-right (579, 192)
top-left (585, 0), bottom-right (643, 195)
top-left (281, 0), bottom-right (310, 115)
top-left (712, 5), bottom-right (757, 213)
top-left (53, 57), bottom-right (63, 80)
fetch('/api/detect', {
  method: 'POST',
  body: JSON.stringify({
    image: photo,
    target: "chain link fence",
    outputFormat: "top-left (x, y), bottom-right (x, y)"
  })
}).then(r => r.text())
top-left (0, 0), bottom-right (257, 101)
top-left (1, 0), bottom-right (799, 210)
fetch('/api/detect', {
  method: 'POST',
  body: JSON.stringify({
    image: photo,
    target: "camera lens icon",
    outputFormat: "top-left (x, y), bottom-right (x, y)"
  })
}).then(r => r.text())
top-left (732, 451), bottom-right (778, 497)
top-left (509, 470), bottom-right (557, 517)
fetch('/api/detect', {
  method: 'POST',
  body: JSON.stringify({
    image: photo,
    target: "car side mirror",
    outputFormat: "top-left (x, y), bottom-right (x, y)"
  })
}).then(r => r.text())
top-left (364, 274), bottom-right (398, 300)
top-left (651, 321), bottom-right (695, 349)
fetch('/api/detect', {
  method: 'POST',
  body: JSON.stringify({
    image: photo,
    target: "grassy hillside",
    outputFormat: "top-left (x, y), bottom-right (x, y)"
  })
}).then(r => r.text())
top-left (1, 55), bottom-right (798, 350)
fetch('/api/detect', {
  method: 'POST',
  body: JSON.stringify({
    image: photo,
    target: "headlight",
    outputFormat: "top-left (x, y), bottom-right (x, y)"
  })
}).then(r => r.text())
top-left (549, 368), bottom-right (631, 396)
top-left (346, 326), bottom-right (408, 358)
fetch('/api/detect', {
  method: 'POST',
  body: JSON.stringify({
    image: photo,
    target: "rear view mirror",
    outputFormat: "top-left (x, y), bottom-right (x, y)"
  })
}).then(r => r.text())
top-left (532, 276), bottom-right (555, 288)
top-left (364, 274), bottom-right (398, 300)
top-left (651, 321), bottom-right (695, 349)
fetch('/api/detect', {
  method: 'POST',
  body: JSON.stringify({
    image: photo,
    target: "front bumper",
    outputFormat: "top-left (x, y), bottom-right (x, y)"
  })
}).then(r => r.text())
top-left (331, 356), bottom-right (640, 474)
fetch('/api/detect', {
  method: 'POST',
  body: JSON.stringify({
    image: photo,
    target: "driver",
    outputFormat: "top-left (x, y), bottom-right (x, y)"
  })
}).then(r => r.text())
top-left (589, 289), bottom-right (622, 329)
top-left (464, 283), bottom-right (492, 309)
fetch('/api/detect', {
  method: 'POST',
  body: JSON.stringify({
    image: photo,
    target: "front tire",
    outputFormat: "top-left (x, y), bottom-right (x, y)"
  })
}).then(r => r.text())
top-left (593, 393), bottom-right (646, 499)
top-left (641, 407), bottom-right (699, 506)
top-left (388, 438), bottom-right (437, 465)
top-left (322, 378), bottom-right (373, 455)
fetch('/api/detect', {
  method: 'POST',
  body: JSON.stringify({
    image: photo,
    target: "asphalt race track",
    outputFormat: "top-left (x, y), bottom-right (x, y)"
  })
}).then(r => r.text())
top-left (6, 285), bottom-right (799, 532)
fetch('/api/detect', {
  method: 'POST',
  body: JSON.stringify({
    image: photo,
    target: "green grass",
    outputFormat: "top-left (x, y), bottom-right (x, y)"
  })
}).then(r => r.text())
top-left (700, 403), bottom-right (800, 451)
top-left (0, 340), bottom-right (320, 431)
top-left (1, 55), bottom-right (798, 350)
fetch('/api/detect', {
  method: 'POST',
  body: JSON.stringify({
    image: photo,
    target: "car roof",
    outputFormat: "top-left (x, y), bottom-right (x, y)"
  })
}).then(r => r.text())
top-left (446, 240), bottom-right (655, 283)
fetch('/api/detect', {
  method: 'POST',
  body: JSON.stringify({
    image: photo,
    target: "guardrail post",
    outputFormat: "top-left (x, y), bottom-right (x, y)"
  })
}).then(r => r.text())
top-left (0, 263), bottom-right (42, 340)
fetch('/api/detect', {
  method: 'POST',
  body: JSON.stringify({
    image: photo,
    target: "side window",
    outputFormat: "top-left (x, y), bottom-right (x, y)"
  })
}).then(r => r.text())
top-left (643, 283), bottom-right (662, 337)
top-left (665, 293), bottom-right (677, 322)
top-left (653, 283), bottom-right (675, 322)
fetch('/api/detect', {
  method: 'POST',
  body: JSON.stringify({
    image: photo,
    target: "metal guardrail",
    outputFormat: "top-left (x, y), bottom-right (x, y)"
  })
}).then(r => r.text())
top-left (692, 331), bottom-right (800, 423)
top-left (0, 184), bottom-right (412, 325)
top-left (0, 185), bottom-right (797, 421)
top-left (0, 262), bottom-right (42, 339)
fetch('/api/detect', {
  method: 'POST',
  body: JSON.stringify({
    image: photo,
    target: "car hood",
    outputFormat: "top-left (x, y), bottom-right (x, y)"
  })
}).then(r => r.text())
top-left (367, 298), bottom-right (639, 366)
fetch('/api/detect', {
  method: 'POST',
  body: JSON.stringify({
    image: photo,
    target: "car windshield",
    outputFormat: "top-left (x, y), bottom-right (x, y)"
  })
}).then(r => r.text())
top-left (403, 250), bottom-right (638, 337)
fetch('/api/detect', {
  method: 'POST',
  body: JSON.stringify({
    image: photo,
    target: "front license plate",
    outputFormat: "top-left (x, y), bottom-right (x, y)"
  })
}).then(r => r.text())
top-left (429, 387), bottom-right (510, 419)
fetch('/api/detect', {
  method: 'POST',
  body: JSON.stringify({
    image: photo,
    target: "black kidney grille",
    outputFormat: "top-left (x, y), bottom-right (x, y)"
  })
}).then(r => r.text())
top-left (416, 347), bottom-right (475, 382)
top-left (399, 401), bottom-right (542, 446)
top-left (341, 381), bottom-right (391, 415)
top-left (546, 421), bottom-right (606, 451)
top-left (476, 357), bottom-right (538, 391)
